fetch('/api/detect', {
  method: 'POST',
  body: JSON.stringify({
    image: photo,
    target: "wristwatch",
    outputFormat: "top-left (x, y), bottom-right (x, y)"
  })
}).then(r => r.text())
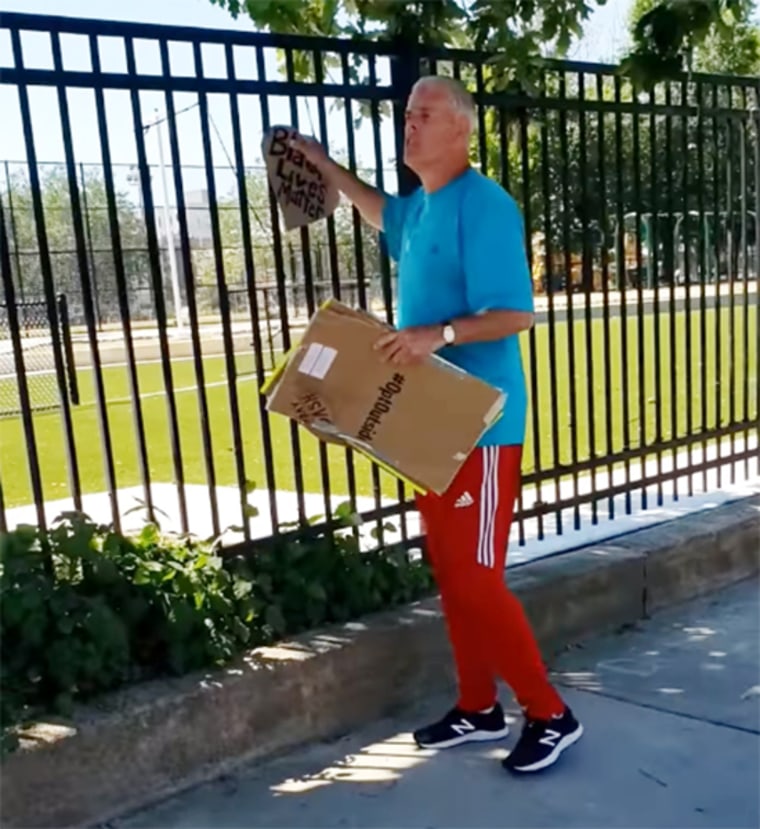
top-left (442, 322), bottom-right (456, 345)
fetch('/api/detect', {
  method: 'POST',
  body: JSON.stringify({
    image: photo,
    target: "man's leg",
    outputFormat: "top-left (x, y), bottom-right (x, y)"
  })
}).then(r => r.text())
top-left (412, 483), bottom-right (509, 748)
top-left (417, 445), bottom-right (583, 770)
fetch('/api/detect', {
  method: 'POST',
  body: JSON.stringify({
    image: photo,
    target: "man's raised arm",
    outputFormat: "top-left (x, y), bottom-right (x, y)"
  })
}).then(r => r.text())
top-left (290, 134), bottom-right (385, 231)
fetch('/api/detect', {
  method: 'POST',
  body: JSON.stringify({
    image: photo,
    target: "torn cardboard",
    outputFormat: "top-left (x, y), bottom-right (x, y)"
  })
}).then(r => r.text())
top-left (262, 300), bottom-right (505, 495)
top-left (262, 126), bottom-right (340, 230)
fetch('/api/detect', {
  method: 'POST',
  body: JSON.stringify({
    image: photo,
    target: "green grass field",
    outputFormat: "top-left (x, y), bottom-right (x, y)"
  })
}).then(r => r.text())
top-left (2, 305), bottom-right (757, 510)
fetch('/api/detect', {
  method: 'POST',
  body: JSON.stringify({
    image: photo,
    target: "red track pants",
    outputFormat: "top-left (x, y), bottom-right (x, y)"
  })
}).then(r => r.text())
top-left (416, 445), bottom-right (565, 719)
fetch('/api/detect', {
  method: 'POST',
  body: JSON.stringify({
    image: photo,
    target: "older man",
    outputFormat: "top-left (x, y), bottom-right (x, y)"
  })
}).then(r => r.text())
top-left (292, 75), bottom-right (582, 774)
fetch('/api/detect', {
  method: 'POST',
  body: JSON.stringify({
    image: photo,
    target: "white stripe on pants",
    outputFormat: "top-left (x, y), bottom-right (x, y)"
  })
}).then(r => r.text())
top-left (477, 446), bottom-right (500, 568)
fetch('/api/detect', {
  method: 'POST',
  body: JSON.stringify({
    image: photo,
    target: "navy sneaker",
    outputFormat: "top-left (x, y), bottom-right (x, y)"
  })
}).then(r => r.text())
top-left (502, 707), bottom-right (583, 773)
top-left (413, 702), bottom-right (509, 749)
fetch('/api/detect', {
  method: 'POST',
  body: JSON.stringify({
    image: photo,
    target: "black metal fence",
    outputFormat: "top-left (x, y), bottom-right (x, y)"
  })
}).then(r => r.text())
top-left (1, 12), bottom-right (758, 550)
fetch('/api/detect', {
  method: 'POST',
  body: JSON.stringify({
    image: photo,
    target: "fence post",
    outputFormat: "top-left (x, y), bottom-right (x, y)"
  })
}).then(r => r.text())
top-left (57, 292), bottom-right (79, 405)
top-left (390, 44), bottom-right (421, 197)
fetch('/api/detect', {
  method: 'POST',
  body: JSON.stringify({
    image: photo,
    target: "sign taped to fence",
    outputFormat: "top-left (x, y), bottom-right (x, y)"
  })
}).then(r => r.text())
top-left (262, 126), bottom-right (340, 230)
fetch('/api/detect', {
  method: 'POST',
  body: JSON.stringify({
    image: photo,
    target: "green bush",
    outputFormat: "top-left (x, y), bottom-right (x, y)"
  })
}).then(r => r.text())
top-left (0, 507), bottom-right (433, 754)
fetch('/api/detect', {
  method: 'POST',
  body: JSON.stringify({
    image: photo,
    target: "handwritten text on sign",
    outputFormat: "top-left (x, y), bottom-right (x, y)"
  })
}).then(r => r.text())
top-left (263, 127), bottom-right (339, 230)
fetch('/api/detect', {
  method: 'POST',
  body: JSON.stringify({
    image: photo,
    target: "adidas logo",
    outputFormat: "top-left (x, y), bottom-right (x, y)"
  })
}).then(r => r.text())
top-left (454, 491), bottom-right (474, 508)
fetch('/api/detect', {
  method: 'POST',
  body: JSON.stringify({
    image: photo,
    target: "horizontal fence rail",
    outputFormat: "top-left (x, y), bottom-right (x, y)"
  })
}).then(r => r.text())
top-left (0, 11), bottom-right (758, 553)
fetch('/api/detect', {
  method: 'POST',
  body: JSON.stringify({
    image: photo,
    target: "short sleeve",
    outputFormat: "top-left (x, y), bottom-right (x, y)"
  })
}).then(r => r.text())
top-left (380, 193), bottom-right (411, 262)
top-left (463, 183), bottom-right (534, 315)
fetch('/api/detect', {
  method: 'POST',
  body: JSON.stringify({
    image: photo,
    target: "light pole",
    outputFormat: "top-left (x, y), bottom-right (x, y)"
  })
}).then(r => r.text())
top-left (152, 107), bottom-right (183, 331)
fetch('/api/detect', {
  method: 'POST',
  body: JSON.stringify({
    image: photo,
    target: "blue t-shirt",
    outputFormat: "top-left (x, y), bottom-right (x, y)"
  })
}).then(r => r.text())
top-left (381, 167), bottom-right (534, 447)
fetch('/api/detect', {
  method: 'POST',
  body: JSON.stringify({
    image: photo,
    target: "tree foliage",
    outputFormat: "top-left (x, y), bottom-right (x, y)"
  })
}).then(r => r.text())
top-left (211, 0), bottom-right (601, 86)
top-left (622, 0), bottom-right (760, 84)
top-left (211, 0), bottom-right (758, 85)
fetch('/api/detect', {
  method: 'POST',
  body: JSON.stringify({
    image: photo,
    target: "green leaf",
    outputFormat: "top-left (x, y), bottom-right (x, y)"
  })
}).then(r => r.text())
top-left (232, 617), bottom-right (251, 644)
top-left (233, 578), bottom-right (252, 600)
top-left (243, 503), bottom-right (260, 520)
top-left (138, 523), bottom-right (160, 548)
top-left (306, 582), bottom-right (327, 602)
top-left (244, 479), bottom-right (257, 494)
top-left (265, 604), bottom-right (287, 634)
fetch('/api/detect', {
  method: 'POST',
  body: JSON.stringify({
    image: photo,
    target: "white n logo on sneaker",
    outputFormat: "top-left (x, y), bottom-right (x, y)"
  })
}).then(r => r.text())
top-left (538, 728), bottom-right (561, 747)
top-left (451, 719), bottom-right (476, 736)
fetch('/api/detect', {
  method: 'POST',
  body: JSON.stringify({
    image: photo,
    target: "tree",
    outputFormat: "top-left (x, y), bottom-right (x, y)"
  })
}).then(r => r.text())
top-left (1, 166), bottom-right (147, 323)
top-left (624, 0), bottom-right (760, 78)
top-left (211, 0), bottom-right (601, 88)
top-left (211, 0), bottom-right (755, 86)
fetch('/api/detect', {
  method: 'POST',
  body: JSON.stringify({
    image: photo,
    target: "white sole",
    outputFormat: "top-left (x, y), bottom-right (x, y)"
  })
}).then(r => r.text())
top-left (506, 723), bottom-right (584, 773)
top-left (415, 725), bottom-right (510, 749)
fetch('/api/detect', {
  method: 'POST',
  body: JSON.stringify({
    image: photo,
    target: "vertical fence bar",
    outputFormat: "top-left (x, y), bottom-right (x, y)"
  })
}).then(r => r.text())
top-left (89, 32), bottom-right (154, 522)
top-left (340, 51), bottom-right (368, 313)
top-left (314, 48), bottom-right (365, 530)
top-left (475, 62), bottom-right (488, 176)
top-left (78, 162), bottom-right (101, 329)
top-left (125, 35), bottom-right (188, 532)
top-left (10, 26), bottom-right (82, 514)
top-left (631, 89), bottom-right (647, 510)
top-left (283, 46), bottom-right (334, 528)
top-left (739, 87), bottom-right (760, 478)
top-left (558, 70), bottom-right (581, 528)
top-left (577, 72), bottom-right (599, 524)
top-left (648, 85), bottom-right (664, 506)
top-left (753, 88), bottom-right (760, 444)
top-left (160, 41), bottom-right (220, 538)
top-left (518, 104), bottom-right (539, 545)
top-left (664, 82), bottom-right (678, 500)
top-left (725, 110), bottom-right (736, 483)
top-left (57, 293), bottom-right (79, 405)
top-left (369, 51), bottom-right (408, 545)
top-left (4, 160), bottom-right (25, 305)
top-left (0, 477), bottom-right (6, 535)
top-left (711, 85), bottom-right (723, 487)
top-left (338, 49), bottom-right (366, 530)
top-left (596, 72), bottom-right (614, 519)
top-left (256, 44), bottom-right (307, 527)
top-left (613, 77), bottom-right (632, 514)
top-left (52, 31), bottom-right (121, 531)
top-left (696, 80), bottom-right (709, 491)
top-left (193, 40), bottom-right (252, 538)
top-left (539, 71), bottom-right (563, 534)
top-left (225, 42), bottom-right (280, 534)
top-left (680, 78), bottom-right (694, 497)
top-left (0, 198), bottom-right (46, 530)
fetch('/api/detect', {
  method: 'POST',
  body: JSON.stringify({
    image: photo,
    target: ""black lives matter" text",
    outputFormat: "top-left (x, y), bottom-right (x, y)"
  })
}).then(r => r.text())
top-left (269, 127), bottom-right (328, 221)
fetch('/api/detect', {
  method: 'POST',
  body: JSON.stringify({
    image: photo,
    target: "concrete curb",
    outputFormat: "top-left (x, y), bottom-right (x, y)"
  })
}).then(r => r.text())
top-left (2, 495), bottom-right (758, 829)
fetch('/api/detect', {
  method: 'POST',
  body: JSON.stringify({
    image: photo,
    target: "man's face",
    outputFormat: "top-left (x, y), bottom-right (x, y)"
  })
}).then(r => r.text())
top-left (403, 83), bottom-right (469, 172)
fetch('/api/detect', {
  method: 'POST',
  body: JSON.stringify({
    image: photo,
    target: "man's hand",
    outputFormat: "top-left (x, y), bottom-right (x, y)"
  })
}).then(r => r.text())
top-left (289, 133), bottom-right (331, 172)
top-left (287, 131), bottom-right (385, 230)
top-left (374, 326), bottom-right (444, 366)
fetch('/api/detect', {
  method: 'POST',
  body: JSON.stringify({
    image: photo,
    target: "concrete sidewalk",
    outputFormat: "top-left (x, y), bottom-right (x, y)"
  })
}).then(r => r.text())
top-left (114, 578), bottom-right (760, 829)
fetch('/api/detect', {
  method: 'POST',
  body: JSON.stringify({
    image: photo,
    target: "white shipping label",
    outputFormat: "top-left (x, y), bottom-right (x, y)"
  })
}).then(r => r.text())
top-left (298, 343), bottom-right (337, 380)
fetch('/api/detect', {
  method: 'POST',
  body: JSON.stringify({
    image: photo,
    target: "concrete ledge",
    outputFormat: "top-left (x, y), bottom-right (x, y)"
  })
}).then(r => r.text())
top-left (2, 495), bottom-right (758, 829)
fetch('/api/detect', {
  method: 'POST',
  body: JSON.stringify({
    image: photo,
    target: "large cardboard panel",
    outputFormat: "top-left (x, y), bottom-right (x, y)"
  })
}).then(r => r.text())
top-left (263, 300), bottom-right (505, 495)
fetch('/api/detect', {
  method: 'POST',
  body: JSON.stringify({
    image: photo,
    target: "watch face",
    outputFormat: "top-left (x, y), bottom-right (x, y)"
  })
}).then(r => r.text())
top-left (444, 324), bottom-right (455, 344)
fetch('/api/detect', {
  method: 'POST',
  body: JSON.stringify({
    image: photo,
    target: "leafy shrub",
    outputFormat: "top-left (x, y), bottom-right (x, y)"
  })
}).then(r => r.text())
top-left (0, 507), bottom-right (433, 754)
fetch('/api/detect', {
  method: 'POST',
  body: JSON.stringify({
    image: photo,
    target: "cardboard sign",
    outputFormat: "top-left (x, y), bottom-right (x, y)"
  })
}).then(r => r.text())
top-left (262, 300), bottom-right (506, 495)
top-left (262, 126), bottom-right (340, 230)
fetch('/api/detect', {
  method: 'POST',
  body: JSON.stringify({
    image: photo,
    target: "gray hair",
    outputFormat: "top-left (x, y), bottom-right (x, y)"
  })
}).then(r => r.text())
top-left (412, 75), bottom-right (477, 133)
